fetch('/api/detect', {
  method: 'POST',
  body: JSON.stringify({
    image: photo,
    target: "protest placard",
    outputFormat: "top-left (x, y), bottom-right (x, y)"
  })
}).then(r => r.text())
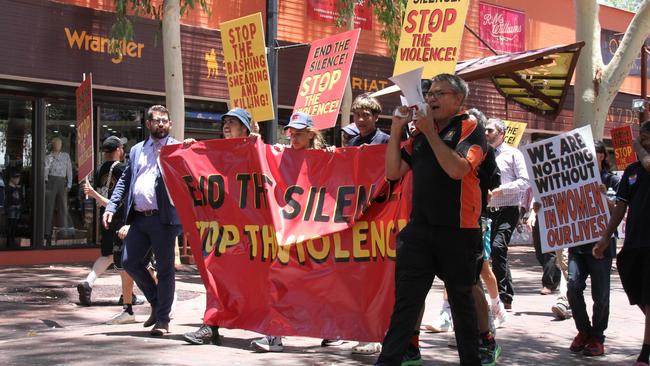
top-left (522, 126), bottom-right (610, 253)
top-left (503, 120), bottom-right (527, 147)
top-left (611, 125), bottom-right (637, 171)
top-left (75, 74), bottom-right (93, 181)
top-left (221, 13), bottom-right (274, 122)
top-left (293, 29), bottom-right (360, 130)
top-left (393, 0), bottom-right (470, 78)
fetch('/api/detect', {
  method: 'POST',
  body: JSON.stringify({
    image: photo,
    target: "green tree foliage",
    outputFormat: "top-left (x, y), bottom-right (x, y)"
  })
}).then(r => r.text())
top-left (110, 0), bottom-right (210, 44)
top-left (337, 0), bottom-right (407, 58)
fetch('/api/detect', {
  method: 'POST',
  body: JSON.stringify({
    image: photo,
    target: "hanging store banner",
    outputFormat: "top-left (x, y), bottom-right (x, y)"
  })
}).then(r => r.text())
top-left (75, 74), bottom-right (93, 181)
top-left (160, 138), bottom-right (411, 341)
top-left (611, 125), bottom-right (637, 170)
top-left (503, 120), bottom-right (527, 147)
top-left (221, 13), bottom-right (275, 121)
top-left (306, 0), bottom-right (373, 30)
top-left (393, 0), bottom-right (470, 78)
top-left (293, 29), bottom-right (361, 130)
top-left (522, 126), bottom-right (610, 253)
top-left (478, 2), bottom-right (525, 53)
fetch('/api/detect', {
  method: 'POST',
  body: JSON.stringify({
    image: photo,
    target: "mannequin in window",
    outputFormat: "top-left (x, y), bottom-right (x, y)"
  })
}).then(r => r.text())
top-left (44, 136), bottom-right (72, 243)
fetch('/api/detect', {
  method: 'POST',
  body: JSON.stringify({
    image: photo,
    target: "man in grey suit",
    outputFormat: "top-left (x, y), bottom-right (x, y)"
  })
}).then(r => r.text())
top-left (103, 105), bottom-right (181, 336)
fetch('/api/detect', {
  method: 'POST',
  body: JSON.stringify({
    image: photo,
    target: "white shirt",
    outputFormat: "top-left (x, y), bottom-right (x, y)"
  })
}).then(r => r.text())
top-left (132, 137), bottom-right (167, 211)
top-left (488, 142), bottom-right (530, 208)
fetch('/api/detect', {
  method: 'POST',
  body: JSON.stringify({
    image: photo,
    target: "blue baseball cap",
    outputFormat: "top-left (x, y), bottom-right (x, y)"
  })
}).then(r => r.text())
top-left (284, 112), bottom-right (314, 130)
top-left (341, 123), bottom-right (359, 137)
top-left (222, 108), bottom-right (252, 132)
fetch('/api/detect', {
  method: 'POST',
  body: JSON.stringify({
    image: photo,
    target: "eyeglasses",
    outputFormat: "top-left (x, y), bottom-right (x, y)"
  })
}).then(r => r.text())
top-left (149, 117), bottom-right (170, 124)
top-left (425, 90), bottom-right (455, 100)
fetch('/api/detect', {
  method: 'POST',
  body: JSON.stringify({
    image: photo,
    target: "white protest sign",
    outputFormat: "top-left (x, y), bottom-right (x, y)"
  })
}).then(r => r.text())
top-left (389, 67), bottom-right (425, 106)
top-left (522, 126), bottom-right (610, 253)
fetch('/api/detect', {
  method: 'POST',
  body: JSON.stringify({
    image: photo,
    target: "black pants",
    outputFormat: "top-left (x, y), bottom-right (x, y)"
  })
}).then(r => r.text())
top-left (533, 220), bottom-right (560, 289)
top-left (487, 206), bottom-right (519, 305)
top-left (376, 224), bottom-right (482, 366)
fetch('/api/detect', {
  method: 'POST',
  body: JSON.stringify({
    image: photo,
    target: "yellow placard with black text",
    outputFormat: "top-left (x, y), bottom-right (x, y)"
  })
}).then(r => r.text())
top-left (393, 0), bottom-right (470, 78)
top-left (503, 120), bottom-right (527, 147)
top-left (221, 13), bottom-right (274, 122)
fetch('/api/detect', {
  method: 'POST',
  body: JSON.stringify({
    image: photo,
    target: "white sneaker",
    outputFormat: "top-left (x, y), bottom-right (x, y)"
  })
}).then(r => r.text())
top-left (106, 310), bottom-right (136, 325)
top-left (351, 342), bottom-right (382, 354)
top-left (423, 310), bottom-right (453, 333)
top-left (551, 298), bottom-right (572, 320)
top-left (251, 335), bottom-right (284, 352)
top-left (491, 302), bottom-right (507, 329)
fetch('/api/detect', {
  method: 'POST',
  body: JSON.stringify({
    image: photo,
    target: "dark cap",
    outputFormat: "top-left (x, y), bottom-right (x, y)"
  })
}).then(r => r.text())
top-left (102, 136), bottom-right (127, 152)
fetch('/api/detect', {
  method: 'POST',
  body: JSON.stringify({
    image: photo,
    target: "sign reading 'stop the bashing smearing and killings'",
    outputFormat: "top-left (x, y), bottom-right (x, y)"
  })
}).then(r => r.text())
top-left (393, 0), bottom-right (470, 78)
top-left (293, 29), bottom-right (361, 130)
top-left (76, 74), bottom-right (93, 181)
top-left (522, 126), bottom-right (610, 253)
top-left (221, 13), bottom-right (274, 122)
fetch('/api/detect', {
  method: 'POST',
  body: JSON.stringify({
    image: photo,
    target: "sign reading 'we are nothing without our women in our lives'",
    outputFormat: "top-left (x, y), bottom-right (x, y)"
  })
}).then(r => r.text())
top-left (522, 126), bottom-right (610, 253)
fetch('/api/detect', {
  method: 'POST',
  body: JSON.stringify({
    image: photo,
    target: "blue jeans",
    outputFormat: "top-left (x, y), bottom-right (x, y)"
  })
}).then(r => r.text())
top-left (567, 251), bottom-right (612, 342)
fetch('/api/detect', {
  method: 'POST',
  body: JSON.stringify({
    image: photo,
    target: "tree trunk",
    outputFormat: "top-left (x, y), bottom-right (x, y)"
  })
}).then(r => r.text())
top-left (574, 0), bottom-right (650, 140)
top-left (162, 0), bottom-right (185, 140)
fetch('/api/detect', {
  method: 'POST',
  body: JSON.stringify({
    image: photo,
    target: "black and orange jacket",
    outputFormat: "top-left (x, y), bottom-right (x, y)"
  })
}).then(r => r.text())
top-left (401, 113), bottom-right (487, 229)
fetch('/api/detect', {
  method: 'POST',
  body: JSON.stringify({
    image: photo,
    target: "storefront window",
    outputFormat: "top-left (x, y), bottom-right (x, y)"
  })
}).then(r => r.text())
top-left (0, 98), bottom-right (34, 249)
top-left (44, 101), bottom-right (91, 246)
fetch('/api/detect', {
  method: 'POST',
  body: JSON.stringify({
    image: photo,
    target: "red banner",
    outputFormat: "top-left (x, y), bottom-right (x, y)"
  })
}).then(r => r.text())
top-left (293, 29), bottom-right (361, 130)
top-left (160, 138), bottom-right (411, 341)
top-left (479, 2), bottom-right (525, 53)
top-left (306, 0), bottom-right (373, 30)
top-left (75, 74), bottom-right (93, 181)
top-left (611, 125), bottom-right (637, 170)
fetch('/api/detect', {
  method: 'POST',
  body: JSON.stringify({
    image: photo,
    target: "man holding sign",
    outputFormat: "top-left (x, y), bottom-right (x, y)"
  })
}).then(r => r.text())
top-left (378, 74), bottom-right (485, 366)
top-left (594, 121), bottom-right (650, 366)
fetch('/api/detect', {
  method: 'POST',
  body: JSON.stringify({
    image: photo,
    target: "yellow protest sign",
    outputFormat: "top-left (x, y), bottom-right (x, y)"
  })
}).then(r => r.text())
top-left (503, 120), bottom-right (527, 147)
top-left (221, 13), bottom-right (274, 121)
top-left (393, 0), bottom-right (470, 78)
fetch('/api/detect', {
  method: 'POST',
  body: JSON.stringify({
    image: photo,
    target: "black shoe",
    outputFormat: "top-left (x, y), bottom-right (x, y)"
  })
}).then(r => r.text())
top-left (118, 294), bottom-right (145, 306)
top-left (77, 282), bottom-right (92, 306)
top-left (183, 324), bottom-right (221, 345)
top-left (150, 321), bottom-right (169, 336)
top-left (143, 306), bottom-right (156, 328)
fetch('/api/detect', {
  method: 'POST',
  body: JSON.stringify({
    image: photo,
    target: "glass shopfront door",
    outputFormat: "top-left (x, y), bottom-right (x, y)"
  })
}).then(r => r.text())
top-left (0, 98), bottom-right (34, 249)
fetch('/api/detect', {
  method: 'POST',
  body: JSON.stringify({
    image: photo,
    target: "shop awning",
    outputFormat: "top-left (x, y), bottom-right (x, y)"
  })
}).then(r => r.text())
top-left (456, 42), bottom-right (585, 117)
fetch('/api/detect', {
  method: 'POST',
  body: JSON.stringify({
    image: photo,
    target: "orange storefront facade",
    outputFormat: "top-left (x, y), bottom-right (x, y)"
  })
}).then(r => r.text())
top-left (0, 0), bottom-right (647, 264)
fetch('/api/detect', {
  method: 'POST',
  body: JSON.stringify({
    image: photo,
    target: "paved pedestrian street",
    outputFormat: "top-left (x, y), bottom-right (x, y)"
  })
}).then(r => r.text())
top-left (0, 246), bottom-right (643, 365)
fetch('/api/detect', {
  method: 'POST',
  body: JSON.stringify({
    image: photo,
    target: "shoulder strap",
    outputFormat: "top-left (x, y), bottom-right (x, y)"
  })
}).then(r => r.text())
top-left (105, 161), bottom-right (119, 189)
